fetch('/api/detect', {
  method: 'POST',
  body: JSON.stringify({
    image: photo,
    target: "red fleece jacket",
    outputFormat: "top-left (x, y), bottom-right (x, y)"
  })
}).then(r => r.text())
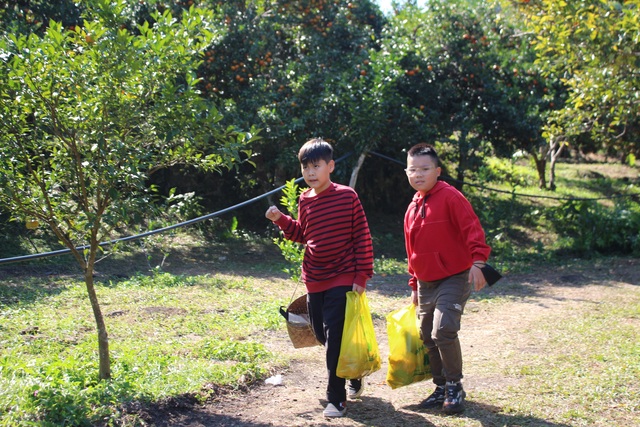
top-left (404, 180), bottom-right (491, 290)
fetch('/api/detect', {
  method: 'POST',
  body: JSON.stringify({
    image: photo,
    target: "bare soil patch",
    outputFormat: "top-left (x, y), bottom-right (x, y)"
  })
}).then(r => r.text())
top-left (138, 257), bottom-right (639, 427)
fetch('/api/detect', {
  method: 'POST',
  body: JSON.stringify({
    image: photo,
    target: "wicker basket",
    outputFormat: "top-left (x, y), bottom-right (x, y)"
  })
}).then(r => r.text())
top-left (280, 294), bottom-right (321, 349)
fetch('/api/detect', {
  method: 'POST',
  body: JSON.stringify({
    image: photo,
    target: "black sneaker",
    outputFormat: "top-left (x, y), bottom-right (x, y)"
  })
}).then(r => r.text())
top-left (420, 385), bottom-right (446, 408)
top-left (443, 381), bottom-right (466, 415)
top-left (347, 379), bottom-right (364, 400)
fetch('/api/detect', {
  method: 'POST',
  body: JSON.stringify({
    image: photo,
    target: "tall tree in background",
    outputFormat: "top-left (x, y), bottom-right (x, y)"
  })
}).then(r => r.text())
top-left (377, 2), bottom-right (551, 188)
top-left (195, 0), bottom-right (386, 197)
top-left (0, 0), bottom-right (255, 379)
top-left (512, 0), bottom-right (640, 165)
top-left (490, 2), bottom-right (568, 189)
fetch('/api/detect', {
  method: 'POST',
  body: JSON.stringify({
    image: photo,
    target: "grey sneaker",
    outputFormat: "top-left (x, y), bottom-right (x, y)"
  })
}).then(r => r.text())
top-left (347, 379), bottom-right (364, 400)
top-left (443, 381), bottom-right (466, 415)
top-left (421, 385), bottom-right (446, 408)
top-left (323, 401), bottom-right (347, 417)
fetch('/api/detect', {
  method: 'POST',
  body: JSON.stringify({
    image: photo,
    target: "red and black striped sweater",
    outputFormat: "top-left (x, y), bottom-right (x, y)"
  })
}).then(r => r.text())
top-left (274, 183), bottom-right (374, 293)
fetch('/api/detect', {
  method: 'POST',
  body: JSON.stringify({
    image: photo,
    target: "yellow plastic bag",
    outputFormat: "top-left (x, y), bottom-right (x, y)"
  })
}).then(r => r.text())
top-left (336, 291), bottom-right (381, 379)
top-left (386, 303), bottom-right (431, 389)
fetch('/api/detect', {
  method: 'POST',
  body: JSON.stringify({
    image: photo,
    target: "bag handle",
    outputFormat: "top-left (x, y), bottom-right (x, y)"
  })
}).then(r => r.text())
top-left (279, 278), bottom-right (304, 320)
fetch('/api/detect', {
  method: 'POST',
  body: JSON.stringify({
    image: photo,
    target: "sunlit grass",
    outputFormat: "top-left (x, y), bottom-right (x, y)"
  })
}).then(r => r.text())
top-left (496, 286), bottom-right (640, 426)
top-left (0, 273), bottom-right (287, 426)
top-left (374, 255), bottom-right (407, 276)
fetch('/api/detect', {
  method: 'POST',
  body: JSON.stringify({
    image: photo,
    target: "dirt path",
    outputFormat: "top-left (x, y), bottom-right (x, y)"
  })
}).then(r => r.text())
top-left (144, 258), bottom-right (639, 427)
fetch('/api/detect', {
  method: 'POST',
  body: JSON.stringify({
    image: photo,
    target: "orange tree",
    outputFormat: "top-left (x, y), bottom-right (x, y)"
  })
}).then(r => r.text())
top-left (486, 1), bottom-right (569, 189)
top-left (375, 1), bottom-right (565, 190)
top-left (191, 0), bottom-right (567, 210)
top-left (373, 2), bottom-right (507, 188)
top-left (0, 0), bottom-right (255, 380)
top-left (0, 0), bottom-right (82, 35)
top-left (193, 0), bottom-right (387, 205)
top-left (510, 0), bottom-right (640, 165)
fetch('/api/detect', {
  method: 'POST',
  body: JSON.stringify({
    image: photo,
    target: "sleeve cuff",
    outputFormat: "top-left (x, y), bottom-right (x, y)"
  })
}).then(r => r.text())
top-left (354, 274), bottom-right (368, 288)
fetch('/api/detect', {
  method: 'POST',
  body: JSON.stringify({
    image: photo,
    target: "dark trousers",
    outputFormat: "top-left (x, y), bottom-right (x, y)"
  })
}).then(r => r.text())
top-left (308, 286), bottom-right (353, 405)
top-left (418, 270), bottom-right (472, 385)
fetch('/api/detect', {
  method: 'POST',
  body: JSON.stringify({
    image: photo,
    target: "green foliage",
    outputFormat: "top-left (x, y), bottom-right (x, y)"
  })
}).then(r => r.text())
top-left (278, 179), bottom-right (302, 221)
top-left (273, 179), bottom-right (305, 282)
top-left (0, 1), bottom-right (254, 264)
top-left (550, 199), bottom-right (640, 256)
top-left (512, 0), bottom-right (640, 159)
top-left (198, 339), bottom-right (271, 363)
top-left (373, 256), bottom-right (407, 276)
top-left (457, 158), bottom-right (640, 272)
top-left (0, 0), bottom-right (259, 380)
top-left (476, 157), bottom-right (537, 189)
top-left (164, 188), bottom-right (205, 224)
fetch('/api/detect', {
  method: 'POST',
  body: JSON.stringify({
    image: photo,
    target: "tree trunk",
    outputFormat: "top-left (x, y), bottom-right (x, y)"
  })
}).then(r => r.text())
top-left (43, 225), bottom-right (110, 379)
top-left (548, 136), bottom-right (566, 191)
top-left (530, 149), bottom-right (547, 190)
top-left (85, 248), bottom-right (111, 380)
top-left (348, 152), bottom-right (367, 189)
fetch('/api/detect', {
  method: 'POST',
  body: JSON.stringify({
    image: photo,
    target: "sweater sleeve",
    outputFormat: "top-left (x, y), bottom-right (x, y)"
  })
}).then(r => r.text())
top-left (274, 211), bottom-right (305, 244)
top-left (351, 195), bottom-right (374, 287)
top-left (404, 207), bottom-right (419, 291)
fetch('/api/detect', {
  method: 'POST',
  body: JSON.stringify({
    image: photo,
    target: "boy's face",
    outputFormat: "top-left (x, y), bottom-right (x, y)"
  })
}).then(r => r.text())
top-left (301, 159), bottom-right (334, 194)
top-left (406, 154), bottom-right (441, 195)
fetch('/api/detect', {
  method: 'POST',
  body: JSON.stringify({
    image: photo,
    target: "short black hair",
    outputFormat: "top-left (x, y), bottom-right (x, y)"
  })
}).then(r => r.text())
top-left (298, 138), bottom-right (333, 165)
top-left (408, 143), bottom-right (439, 162)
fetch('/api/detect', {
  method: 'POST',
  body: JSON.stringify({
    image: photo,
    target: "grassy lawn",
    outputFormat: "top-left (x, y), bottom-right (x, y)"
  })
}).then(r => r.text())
top-left (0, 265), bottom-right (302, 426)
top-left (2, 255), bottom-right (638, 426)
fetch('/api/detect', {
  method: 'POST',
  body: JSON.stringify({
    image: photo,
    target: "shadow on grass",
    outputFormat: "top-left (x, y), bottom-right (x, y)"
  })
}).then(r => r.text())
top-left (368, 256), bottom-right (639, 304)
top-left (0, 273), bottom-right (69, 306)
top-left (401, 400), bottom-right (572, 427)
top-left (349, 396), bottom-right (437, 426)
top-left (0, 236), bottom-right (291, 283)
top-left (132, 393), bottom-right (278, 427)
top-left (466, 400), bottom-right (572, 427)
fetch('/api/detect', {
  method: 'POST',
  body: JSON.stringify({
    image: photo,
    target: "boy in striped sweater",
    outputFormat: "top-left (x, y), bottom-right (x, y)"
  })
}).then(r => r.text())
top-left (266, 138), bottom-right (374, 418)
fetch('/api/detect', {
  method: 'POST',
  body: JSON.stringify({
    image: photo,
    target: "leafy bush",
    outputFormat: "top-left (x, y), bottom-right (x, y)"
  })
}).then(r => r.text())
top-left (272, 179), bottom-right (305, 282)
top-left (476, 157), bottom-right (536, 188)
top-left (550, 199), bottom-right (640, 256)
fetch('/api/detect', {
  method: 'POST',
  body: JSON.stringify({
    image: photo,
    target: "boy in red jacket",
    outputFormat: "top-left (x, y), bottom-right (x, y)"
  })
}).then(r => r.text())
top-left (266, 138), bottom-right (374, 418)
top-left (404, 143), bottom-right (491, 414)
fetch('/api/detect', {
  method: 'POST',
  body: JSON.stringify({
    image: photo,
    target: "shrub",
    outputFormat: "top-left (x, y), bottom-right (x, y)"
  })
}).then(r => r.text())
top-left (272, 179), bottom-right (305, 282)
top-left (550, 199), bottom-right (640, 256)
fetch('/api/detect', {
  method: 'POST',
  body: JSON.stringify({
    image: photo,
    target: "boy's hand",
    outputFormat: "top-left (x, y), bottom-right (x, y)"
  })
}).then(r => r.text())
top-left (265, 205), bottom-right (282, 222)
top-left (411, 289), bottom-right (418, 306)
top-left (352, 284), bottom-right (365, 294)
top-left (469, 265), bottom-right (487, 291)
